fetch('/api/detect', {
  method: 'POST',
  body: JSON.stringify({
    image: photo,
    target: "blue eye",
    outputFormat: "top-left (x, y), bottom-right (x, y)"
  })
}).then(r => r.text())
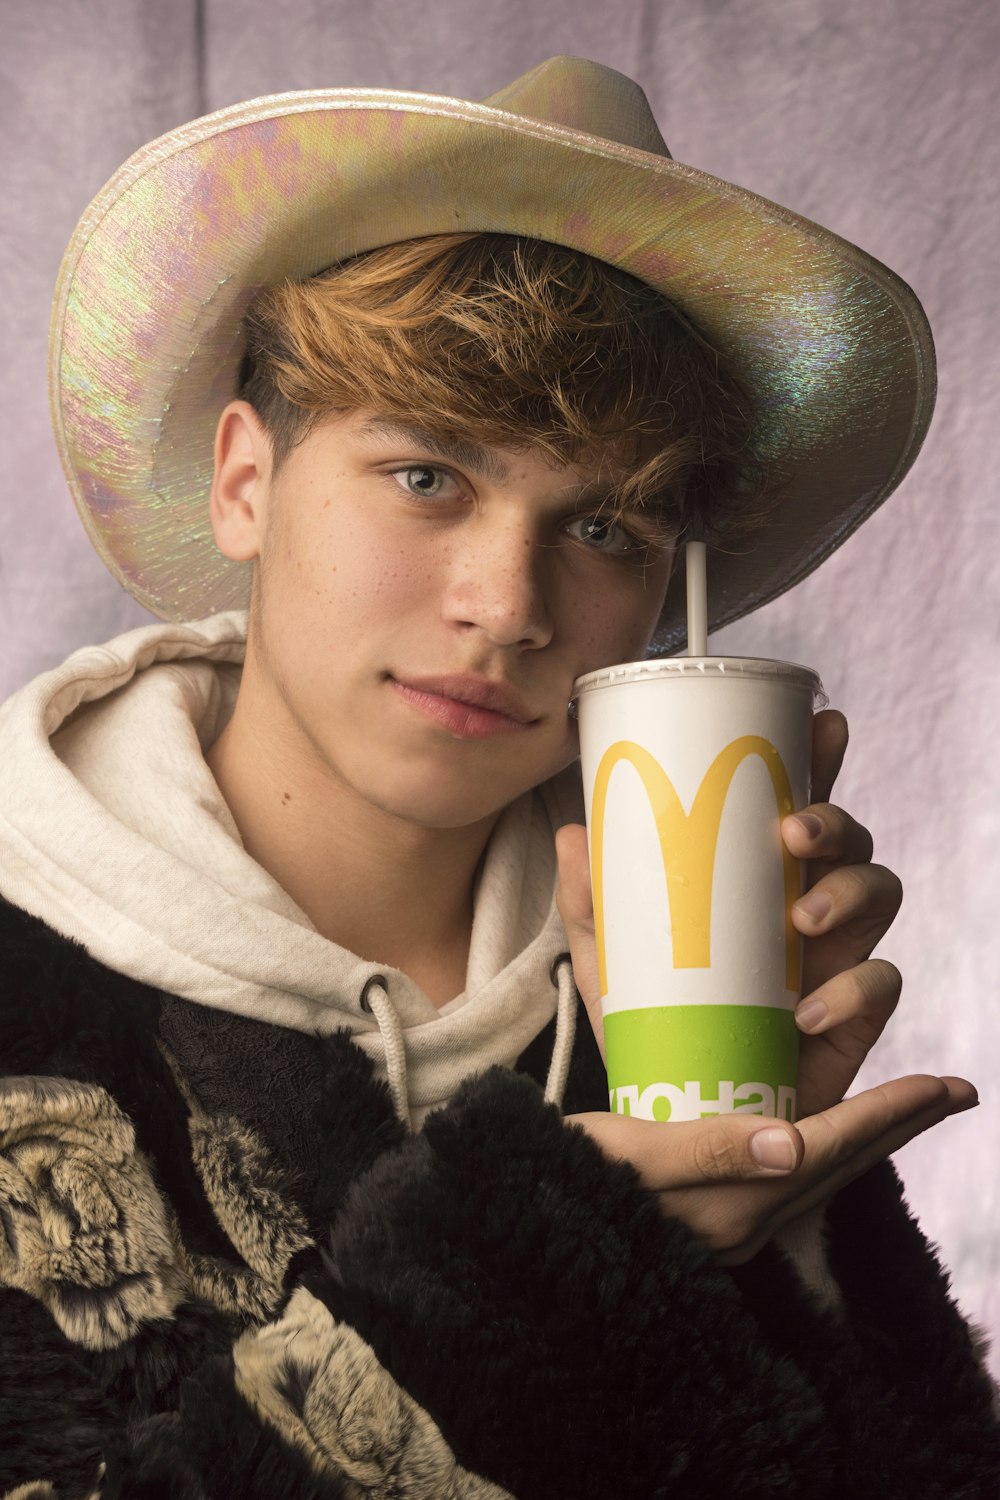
top-left (566, 513), bottom-right (637, 554)
top-left (387, 464), bottom-right (467, 501)
top-left (390, 465), bottom-right (455, 498)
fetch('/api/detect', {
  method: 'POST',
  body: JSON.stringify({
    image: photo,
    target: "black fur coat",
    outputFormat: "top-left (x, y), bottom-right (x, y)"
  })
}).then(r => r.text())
top-left (1, 893), bottom-right (998, 1498)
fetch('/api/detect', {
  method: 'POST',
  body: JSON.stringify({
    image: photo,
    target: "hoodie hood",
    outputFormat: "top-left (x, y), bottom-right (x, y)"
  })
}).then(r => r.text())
top-left (0, 612), bottom-right (584, 1127)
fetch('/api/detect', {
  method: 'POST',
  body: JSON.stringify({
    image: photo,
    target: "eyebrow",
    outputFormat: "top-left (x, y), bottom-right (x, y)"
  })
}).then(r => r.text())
top-left (356, 417), bottom-right (511, 485)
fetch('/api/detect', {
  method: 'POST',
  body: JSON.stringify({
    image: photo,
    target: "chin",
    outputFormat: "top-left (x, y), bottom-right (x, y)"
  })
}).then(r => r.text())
top-left (331, 733), bottom-right (578, 829)
top-left (352, 756), bottom-right (536, 828)
top-left (379, 783), bottom-right (519, 830)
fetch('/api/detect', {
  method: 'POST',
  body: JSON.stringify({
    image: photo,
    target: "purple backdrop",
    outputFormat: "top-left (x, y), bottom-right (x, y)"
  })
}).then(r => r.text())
top-left (2, 0), bottom-right (998, 1372)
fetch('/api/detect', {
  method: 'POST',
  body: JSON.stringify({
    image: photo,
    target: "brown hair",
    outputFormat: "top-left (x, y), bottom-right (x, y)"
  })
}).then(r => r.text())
top-left (238, 232), bottom-right (767, 547)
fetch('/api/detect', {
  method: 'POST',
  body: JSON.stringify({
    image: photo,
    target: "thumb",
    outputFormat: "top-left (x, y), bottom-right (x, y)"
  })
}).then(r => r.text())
top-left (572, 1110), bottom-right (805, 1190)
top-left (555, 823), bottom-right (605, 1059)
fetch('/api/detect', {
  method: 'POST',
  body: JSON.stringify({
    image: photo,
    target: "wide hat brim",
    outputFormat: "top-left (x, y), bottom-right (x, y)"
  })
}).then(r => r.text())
top-left (50, 57), bottom-right (935, 653)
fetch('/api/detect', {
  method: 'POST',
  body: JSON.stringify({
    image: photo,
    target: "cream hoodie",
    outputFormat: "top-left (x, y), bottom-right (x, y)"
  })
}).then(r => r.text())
top-left (0, 610), bottom-right (587, 1130)
top-left (0, 609), bottom-right (840, 1303)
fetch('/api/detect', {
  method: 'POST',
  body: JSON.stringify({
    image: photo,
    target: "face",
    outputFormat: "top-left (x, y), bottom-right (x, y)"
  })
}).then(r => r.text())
top-left (213, 405), bottom-right (676, 830)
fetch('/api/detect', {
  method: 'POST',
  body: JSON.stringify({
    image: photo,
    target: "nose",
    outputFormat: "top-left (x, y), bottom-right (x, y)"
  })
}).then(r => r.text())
top-left (441, 524), bottom-right (554, 649)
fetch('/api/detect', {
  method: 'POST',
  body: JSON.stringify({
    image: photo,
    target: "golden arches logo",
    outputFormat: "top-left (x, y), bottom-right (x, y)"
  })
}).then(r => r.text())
top-left (590, 736), bottom-right (800, 995)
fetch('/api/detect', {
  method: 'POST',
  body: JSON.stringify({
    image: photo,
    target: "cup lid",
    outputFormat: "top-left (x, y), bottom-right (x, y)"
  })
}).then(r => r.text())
top-left (572, 655), bottom-right (826, 705)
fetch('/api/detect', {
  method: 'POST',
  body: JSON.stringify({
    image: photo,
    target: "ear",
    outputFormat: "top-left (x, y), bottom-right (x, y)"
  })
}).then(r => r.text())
top-left (209, 401), bottom-right (274, 563)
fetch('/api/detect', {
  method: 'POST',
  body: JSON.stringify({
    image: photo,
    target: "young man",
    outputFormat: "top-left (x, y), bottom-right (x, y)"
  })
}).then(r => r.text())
top-left (0, 57), bottom-right (997, 1497)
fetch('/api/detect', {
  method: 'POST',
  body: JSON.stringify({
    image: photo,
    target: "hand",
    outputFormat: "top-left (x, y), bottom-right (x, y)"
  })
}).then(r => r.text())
top-left (568, 1075), bottom-right (976, 1265)
top-left (555, 708), bottom-right (979, 1264)
top-left (781, 709), bottom-right (905, 1117)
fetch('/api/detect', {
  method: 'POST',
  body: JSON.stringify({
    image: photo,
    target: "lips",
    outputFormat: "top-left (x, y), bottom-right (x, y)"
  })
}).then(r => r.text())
top-left (391, 674), bottom-right (536, 724)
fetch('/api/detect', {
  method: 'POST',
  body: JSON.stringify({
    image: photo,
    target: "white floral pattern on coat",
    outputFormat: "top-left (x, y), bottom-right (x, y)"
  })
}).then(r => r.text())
top-left (234, 1286), bottom-right (514, 1498)
top-left (0, 1077), bottom-right (184, 1351)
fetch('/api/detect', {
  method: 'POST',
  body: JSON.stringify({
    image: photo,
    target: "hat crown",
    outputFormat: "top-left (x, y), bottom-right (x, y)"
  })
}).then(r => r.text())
top-left (481, 56), bottom-right (672, 159)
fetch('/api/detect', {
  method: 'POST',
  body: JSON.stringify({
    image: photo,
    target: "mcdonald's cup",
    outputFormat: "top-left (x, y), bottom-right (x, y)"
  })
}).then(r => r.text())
top-left (573, 657), bottom-right (824, 1124)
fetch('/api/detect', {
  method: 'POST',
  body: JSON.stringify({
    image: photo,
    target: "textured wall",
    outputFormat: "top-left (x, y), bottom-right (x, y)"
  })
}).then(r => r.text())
top-left (2, 0), bottom-right (998, 1372)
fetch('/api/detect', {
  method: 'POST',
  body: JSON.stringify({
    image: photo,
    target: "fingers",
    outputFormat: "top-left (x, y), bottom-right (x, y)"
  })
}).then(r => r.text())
top-left (579, 1073), bottom-right (975, 1198)
top-left (795, 957), bottom-right (902, 1038)
top-left (570, 1109), bottom-right (805, 1191)
top-left (688, 1074), bottom-right (974, 1265)
top-left (731, 1074), bottom-right (977, 1263)
top-left (793, 959), bottom-right (904, 1117)
top-left (792, 862), bottom-right (902, 940)
top-left (572, 1074), bottom-right (978, 1269)
top-left (804, 1074), bottom-right (976, 1154)
top-left (784, 807), bottom-right (902, 986)
top-left (554, 824), bottom-right (605, 1059)
top-left (554, 824), bottom-right (592, 930)
top-left (782, 802), bottom-right (874, 866)
top-left (764, 1075), bottom-right (977, 1228)
top-left (809, 709), bottom-right (848, 804)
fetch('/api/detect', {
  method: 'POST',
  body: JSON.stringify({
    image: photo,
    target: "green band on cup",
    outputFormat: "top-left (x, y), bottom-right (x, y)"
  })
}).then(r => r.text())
top-left (603, 1004), bottom-right (800, 1122)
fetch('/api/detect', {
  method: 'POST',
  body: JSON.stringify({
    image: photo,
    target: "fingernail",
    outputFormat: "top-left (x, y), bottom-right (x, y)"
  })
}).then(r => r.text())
top-left (793, 814), bottom-right (823, 840)
top-left (794, 890), bottom-right (832, 924)
top-left (751, 1128), bottom-right (797, 1172)
top-left (795, 998), bottom-right (828, 1032)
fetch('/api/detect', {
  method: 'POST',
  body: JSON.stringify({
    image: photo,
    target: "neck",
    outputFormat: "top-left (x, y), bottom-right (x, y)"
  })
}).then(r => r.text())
top-left (206, 690), bottom-right (500, 1008)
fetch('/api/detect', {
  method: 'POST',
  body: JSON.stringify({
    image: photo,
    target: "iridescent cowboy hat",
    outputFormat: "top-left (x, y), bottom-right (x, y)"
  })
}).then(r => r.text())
top-left (49, 55), bottom-right (935, 653)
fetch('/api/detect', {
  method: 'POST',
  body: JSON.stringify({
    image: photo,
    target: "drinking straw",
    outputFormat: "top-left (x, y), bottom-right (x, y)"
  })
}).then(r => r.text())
top-left (686, 540), bottom-right (708, 656)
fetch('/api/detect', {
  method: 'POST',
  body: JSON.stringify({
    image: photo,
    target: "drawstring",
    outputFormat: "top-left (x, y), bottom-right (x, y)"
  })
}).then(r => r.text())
top-left (360, 975), bottom-right (412, 1133)
top-left (360, 953), bottom-right (578, 1132)
top-left (544, 952), bottom-right (577, 1109)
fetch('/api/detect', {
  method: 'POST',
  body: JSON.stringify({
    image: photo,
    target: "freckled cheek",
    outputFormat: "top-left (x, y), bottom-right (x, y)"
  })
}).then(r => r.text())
top-left (278, 522), bottom-right (440, 648)
top-left (357, 535), bottom-right (442, 622)
top-left (565, 593), bottom-right (657, 668)
top-left (283, 512), bottom-right (384, 588)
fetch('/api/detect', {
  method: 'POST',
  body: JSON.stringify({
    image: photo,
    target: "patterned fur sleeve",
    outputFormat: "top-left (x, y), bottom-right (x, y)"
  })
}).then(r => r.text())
top-left (0, 1075), bottom-right (509, 1499)
top-left (294, 1065), bottom-right (1000, 1499)
top-left (1, 882), bottom-right (997, 1498)
top-left (2, 1056), bottom-right (999, 1497)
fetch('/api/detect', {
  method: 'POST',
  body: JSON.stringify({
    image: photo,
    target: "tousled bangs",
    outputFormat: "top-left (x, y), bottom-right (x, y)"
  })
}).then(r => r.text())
top-left (239, 233), bottom-right (770, 545)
